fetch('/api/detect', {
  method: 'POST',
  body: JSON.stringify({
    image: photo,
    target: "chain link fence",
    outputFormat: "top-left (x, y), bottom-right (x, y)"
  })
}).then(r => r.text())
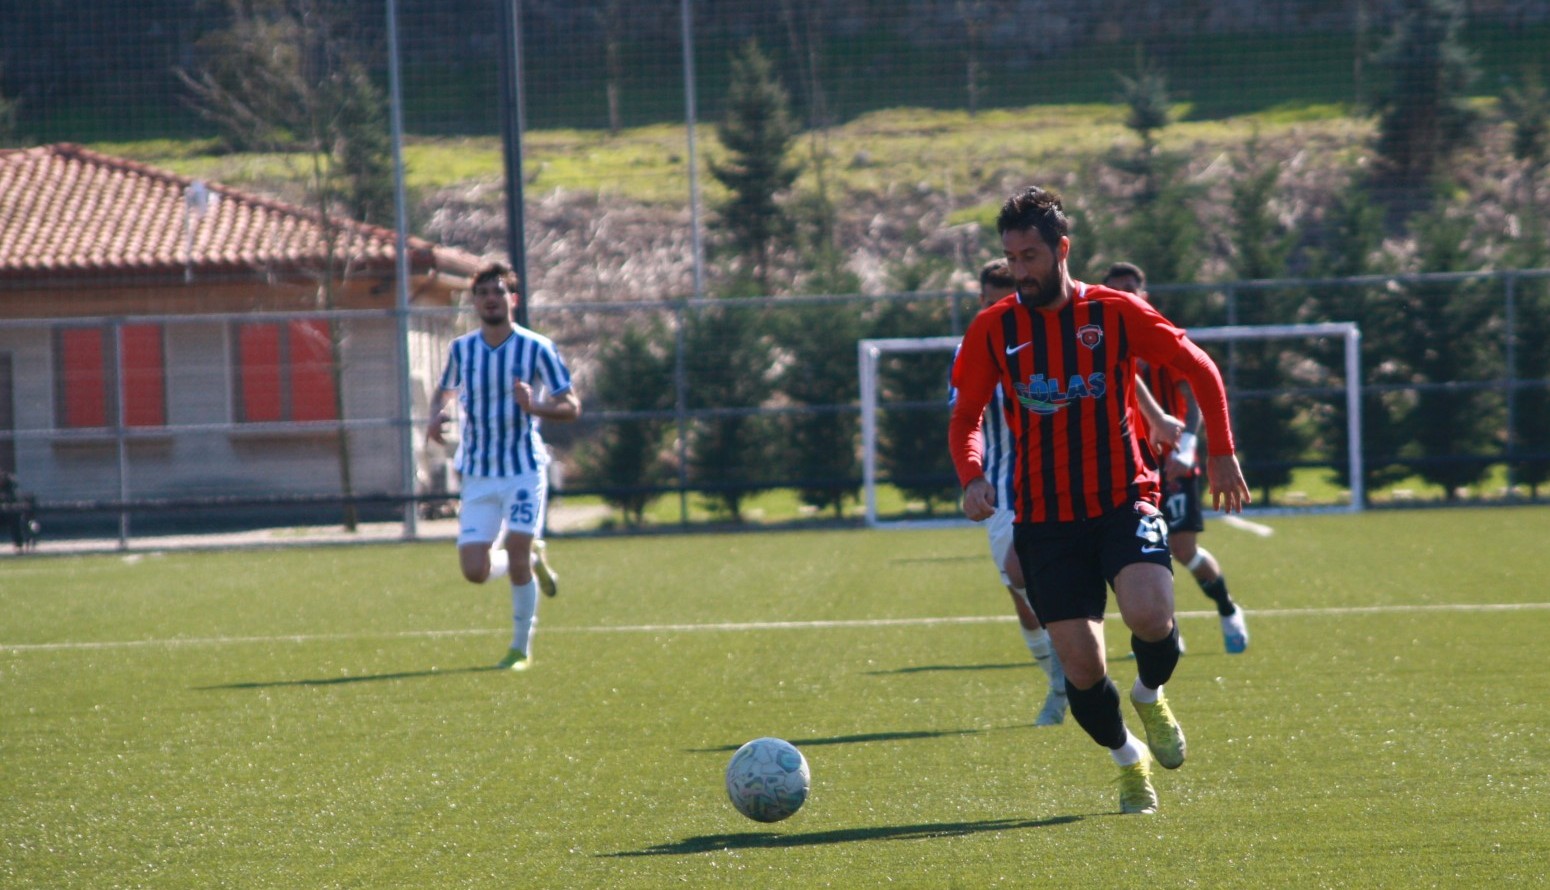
top-left (4, 2), bottom-right (1550, 545)
top-left (3, 269), bottom-right (1547, 546)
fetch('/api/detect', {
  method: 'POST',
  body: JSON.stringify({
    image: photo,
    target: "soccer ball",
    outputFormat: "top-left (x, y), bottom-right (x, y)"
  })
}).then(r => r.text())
top-left (725, 737), bottom-right (810, 823)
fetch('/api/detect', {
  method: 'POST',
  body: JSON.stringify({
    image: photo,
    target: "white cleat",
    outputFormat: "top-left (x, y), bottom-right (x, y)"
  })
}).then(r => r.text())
top-left (1222, 610), bottom-right (1249, 654)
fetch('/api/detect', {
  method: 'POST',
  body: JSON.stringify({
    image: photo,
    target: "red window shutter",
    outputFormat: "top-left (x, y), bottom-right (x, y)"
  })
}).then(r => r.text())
top-left (238, 324), bottom-right (283, 422)
top-left (60, 328), bottom-right (108, 428)
top-left (121, 324), bottom-right (166, 427)
top-left (288, 320), bottom-right (338, 422)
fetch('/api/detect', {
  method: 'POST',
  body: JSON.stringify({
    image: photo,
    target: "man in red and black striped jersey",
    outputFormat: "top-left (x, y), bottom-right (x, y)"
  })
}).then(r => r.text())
top-left (948, 186), bottom-right (1250, 815)
top-left (1105, 262), bottom-right (1251, 655)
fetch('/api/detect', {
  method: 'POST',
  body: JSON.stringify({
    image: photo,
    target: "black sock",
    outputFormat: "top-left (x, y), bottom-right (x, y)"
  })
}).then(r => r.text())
top-left (1065, 675), bottom-right (1127, 749)
top-left (1199, 576), bottom-right (1236, 616)
top-left (1131, 625), bottom-right (1182, 691)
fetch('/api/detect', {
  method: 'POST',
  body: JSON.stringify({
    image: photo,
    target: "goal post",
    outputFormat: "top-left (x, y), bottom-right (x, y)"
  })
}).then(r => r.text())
top-left (857, 336), bottom-right (963, 530)
top-left (857, 322), bottom-right (1362, 529)
top-left (1185, 322), bottom-right (1364, 510)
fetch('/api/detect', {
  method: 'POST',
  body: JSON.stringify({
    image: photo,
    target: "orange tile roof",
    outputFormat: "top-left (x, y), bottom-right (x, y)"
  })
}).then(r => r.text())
top-left (0, 143), bottom-right (481, 283)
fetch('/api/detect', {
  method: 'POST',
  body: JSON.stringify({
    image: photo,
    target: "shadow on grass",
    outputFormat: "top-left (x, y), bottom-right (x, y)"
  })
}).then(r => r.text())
top-left (691, 724), bottom-right (1030, 753)
top-left (866, 661), bottom-right (1031, 675)
top-left (604, 815), bottom-right (1084, 856)
top-left (195, 665), bottom-right (502, 690)
top-left (888, 554), bottom-right (980, 565)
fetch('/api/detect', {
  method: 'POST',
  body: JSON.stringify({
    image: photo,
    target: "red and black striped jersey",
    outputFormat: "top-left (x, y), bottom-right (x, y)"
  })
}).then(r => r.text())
top-left (949, 282), bottom-right (1235, 524)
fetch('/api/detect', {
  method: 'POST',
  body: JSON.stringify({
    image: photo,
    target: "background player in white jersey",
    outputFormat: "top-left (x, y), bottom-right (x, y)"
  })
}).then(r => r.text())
top-left (428, 262), bottom-right (581, 671)
top-left (953, 260), bottom-right (1069, 725)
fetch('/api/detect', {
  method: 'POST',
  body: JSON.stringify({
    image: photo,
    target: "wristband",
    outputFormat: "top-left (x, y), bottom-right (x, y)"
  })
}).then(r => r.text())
top-left (1174, 431), bottom-right (1198, 468)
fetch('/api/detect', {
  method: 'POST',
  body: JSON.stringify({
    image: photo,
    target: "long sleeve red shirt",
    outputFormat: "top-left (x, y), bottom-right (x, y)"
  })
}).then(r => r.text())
top-left (949, 282), bottom-right (1235, 523)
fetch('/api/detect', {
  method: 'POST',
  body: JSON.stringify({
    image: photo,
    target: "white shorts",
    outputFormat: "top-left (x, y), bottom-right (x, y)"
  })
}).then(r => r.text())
top-left (457, 470), bottom-right (549, 546)
top-left (985, 506), bottom-right (1016, 587)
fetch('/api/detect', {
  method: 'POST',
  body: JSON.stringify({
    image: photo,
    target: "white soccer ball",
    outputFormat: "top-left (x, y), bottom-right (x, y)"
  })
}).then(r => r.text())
top-left (725, 737), bottom-right (810, 823)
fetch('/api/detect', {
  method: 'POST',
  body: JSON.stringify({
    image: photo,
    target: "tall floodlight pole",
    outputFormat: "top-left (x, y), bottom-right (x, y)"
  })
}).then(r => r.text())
top-left (682, 0), bottom-right (705, 300)
top-left (386, 0), bottom-right (417, 537)
top-left (498, 0), bottom-right (530, 326)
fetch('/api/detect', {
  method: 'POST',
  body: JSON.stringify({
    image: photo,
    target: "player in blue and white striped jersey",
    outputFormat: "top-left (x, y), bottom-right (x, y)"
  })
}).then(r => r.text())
top-left (428, 262), bottom-right (581, 671)
top-left (951, 259), bottom-right (1068, 725)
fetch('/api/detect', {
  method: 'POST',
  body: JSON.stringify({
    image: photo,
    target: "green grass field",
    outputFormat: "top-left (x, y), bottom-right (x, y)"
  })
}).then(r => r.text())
top-left (4, 508), bottom-right (1548, 887)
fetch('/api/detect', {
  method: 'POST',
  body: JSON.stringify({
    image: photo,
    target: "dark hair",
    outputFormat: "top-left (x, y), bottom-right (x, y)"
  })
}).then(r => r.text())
top-left (978, 258), bottom-right (1014, 290)
top-left (996, 186), bottom-right (1070, 248)
top-left (1103, 261), bottom-right (1146, 288)
top-left (472, 262), bottom-right (519, 293)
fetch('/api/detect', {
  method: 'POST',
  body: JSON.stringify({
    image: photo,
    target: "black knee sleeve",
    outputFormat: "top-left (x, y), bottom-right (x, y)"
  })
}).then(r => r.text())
top-left (1132, 624), bottom-right (1181, 690)
top-left (1064, 675), bottom-right (1127, 749)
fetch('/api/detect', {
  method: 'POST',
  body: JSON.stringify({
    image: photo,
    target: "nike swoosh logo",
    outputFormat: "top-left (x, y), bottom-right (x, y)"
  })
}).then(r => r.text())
top-left (1005, 342), bottom-right (1032, 356)
top-left (1141, 545), bottom-right (1167, 554)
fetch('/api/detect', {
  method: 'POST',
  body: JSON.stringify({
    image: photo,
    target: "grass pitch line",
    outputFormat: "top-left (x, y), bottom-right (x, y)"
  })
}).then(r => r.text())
top-left (1219, 514), bottom-right (1275, 537)
top-left (4, 602), bottom-right (1550, 652)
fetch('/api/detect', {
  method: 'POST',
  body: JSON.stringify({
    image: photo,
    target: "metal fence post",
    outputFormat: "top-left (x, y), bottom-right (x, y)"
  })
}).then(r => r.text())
top-left (682, 0), bottom-right (706, 302)
top-left (387, 0), bottom-right (417, 539)
top-left (674, 299), bottom-right (690, 526)
top-left (1504, 271), bottom-right (1519, 495)
top-left (112, 319), bottom-right (130, 549)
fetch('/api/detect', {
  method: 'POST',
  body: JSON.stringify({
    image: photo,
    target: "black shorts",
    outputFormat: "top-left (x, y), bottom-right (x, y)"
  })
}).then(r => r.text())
top-left (1014, 502), bottom-right (1174, 624)
top-left (1159, 473), bottom-right (1205, 533)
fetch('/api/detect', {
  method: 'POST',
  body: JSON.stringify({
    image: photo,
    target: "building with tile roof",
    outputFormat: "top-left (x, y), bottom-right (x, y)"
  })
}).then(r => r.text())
top-left (0, 143), bottom-right (482, 314)
top-left (0, 144), bottom-right (487, 533)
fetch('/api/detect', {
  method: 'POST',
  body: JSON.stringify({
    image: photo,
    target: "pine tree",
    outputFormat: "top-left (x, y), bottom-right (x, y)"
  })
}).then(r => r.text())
top-left (774, 303), bottom-right (864, 517)
top-left (708, 40), bottom-right (802, 292)
top-left (1108, 56), bottom-right (1207, 322)
top-left (1307, 185), bottom-right (1413, 500)
top-left (1224, 149), bottom-right (1306, 504)
top-left (1501, 67), bottom-right (1550, 495)
top-left (1116, 54), bottom-right (1172, 156)
top-left (575, 320), bottom-right (675, 526)
top-left (1367, 0), bottom-right (1480, 199)
top-left (1396, 212), bottom-right (1499, 499)
top-left (0, 72), bottom-right (19, 148)
top-left (329, 62), bottom-right (394, 226)
top-left (870, 301), bottom-right (958, 516)
top-left (1502, 215), bottom-right (1550, 497)
top-left (1501, 67), bottom-right (1550, 171)
top-left (684, 303), bottom-right (776, 521)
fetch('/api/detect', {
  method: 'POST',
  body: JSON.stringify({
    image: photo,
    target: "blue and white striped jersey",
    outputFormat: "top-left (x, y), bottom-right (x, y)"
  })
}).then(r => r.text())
top-left (948, 345), bottom-right (1014, 511)
top-left (438, 326), bottom-right (573, 477)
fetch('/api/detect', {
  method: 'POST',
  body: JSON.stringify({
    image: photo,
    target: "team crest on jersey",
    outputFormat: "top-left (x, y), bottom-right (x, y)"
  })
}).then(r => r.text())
top-left (1077, 324), bottom-right (1104, 349)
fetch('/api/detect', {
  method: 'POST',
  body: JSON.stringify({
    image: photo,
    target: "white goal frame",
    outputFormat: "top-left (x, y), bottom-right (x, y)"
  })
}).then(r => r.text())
top-left (857, 322), bottom-right (1363, 529)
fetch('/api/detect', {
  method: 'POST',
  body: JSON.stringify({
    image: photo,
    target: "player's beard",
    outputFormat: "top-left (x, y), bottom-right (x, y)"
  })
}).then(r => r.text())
top-left (478, 303), bottom-right (511, 327)
top-left (1017, 272), bottom-right (1062, 309)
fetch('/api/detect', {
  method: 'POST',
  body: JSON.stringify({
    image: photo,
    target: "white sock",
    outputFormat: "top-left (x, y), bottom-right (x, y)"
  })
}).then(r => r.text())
top-left (1021, 625), bottom-right (1051, 660)
top-left (1131, 678), bottom-right (1160, 704)
top-left (510, 579), bottom-right (538, 654)
top-left (1111, 729), bottom-right (1149, 766)
top-left (487, 547), bottom-right (510, 581)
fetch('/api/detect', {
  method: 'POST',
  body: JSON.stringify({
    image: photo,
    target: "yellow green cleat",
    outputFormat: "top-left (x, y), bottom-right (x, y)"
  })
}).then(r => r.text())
top-left (532, 540), bottom-right (559, 598)
top-left (496, 648), bottom-right (530, 671)
top-left (1116, 758), bottom-right (1158, 814)
top-left (1131, 692), bottom-right (1187, 769)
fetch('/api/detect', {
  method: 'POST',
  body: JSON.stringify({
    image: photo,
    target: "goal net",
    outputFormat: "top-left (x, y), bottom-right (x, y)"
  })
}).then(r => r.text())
top-left (857, 322), bottom-right (1363, 529)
